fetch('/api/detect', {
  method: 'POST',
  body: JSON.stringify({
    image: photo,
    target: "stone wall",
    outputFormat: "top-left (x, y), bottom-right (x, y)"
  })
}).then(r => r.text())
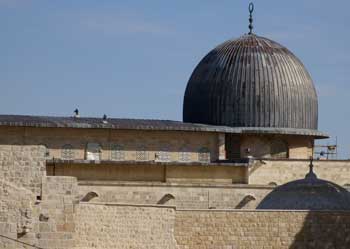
top-left (0, 180), bottom-right (38, 249)
top-left (47, 163), bottom-right (247, 184)
top-left (249, 159), bottom-right (350, 185)
top-left (0, 126), bottom-right (317, 164)
top-left (0, 176), bottom-right (79, 249)
top-left (48, 163), bottom-right (165, 182)
top-left (78, 183), bottom-right (272, 209)
top-left (74, 205), bottom-right (350, 249)
top-left (37, 176), bottom-right (78, 249)
top-left (2, 131), bottom-right (350, 249)
top-left (175, 210), bottom-right (350, 249)
top-left (0, 144), bottom-right (42, 248)
top-left (0, 142), bottom-right (78, 248)
top-left (74, 203), bottom-right (177, 249)
top-left (240, 135), bottom-right (313, 159)
top-left (0, 144), bottom-right (46, 195)
top-left (165, 165), bottom-right (246, 184)
top-left (0, 127), bottom-right (219, 163)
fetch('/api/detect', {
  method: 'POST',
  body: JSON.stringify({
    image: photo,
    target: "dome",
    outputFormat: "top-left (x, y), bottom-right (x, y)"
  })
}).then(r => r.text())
top-left (257, 166), bottom-right (350, 210)
top-left (183, 34), bottom-right (318, 130)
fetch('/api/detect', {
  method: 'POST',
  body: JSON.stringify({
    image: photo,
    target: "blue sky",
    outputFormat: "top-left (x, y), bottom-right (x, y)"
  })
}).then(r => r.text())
top-left (0, 0), bottom-right (349, 158)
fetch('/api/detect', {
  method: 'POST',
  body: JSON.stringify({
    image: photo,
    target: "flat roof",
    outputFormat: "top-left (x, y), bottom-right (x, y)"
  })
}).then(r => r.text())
top-left (0, 114), bottom-right (328, 138)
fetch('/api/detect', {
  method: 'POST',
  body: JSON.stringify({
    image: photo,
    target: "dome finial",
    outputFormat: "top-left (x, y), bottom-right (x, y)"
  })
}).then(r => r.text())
top-left (309, 157), bottom-right (314, 173)
top-left (305, 157), bottom-right (317, 179)
top-left (248, 2), bottom-right (254, 34)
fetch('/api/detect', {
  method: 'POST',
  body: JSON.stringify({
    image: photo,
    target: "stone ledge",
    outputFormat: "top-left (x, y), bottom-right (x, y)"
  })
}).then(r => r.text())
top-left (79, 202), bottom-right (176, 209)
top-left (254, 158), bottom-right (350, 162)
top-left (77, 180), bottom-right (275, 189)
top-left (46, 159), bottom-right (248, 167)
top-left (177, 209), bottom-right (350, 213)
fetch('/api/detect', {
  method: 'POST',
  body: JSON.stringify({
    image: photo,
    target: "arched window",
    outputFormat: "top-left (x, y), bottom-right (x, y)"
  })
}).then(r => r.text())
top-left (270, 139), bottom-right (289, 159)
top-left (136, 146), bottom-right (148, 161)
top-left (198, 147), bottom-right (210, 162)
top-left (61, 144), bottom-right (74, 160)
top-left (111, 144), bottom-right (125, 161)
top-left (86, 143), bottom-right (102, 161)
top-left (156, 146), bottom-right (171, 162)
top-left (179, 147), bottom-right (191, 162)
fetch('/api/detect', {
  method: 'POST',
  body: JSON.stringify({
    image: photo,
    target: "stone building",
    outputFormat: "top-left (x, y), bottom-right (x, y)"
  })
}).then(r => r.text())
top-left (1, 3), bottom-right (350, 249)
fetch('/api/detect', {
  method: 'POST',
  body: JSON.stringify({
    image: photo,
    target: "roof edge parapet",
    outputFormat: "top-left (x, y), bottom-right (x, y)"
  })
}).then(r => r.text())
top-left (0, 114), bottom-right (328, 138)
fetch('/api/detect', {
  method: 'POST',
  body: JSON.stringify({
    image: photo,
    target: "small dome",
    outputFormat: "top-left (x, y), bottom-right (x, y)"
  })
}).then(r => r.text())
top-left (183, 34), bottom-right (318, 130)
top-left (257, 167), bottom-right (350, 210)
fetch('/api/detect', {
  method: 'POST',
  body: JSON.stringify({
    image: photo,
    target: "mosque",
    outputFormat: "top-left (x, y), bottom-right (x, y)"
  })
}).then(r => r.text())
top-left (1, 3), bottom-right (350, 249)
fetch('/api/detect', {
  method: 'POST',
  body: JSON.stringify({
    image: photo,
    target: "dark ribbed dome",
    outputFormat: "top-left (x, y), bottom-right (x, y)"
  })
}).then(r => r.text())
top-left (257, 169), bottom-right (350, 210)
top-left (183, 34), bottom-right (318, 130)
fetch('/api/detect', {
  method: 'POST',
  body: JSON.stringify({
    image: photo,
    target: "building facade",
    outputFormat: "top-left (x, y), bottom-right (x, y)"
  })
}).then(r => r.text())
top-left (1, 4), bottom-right (350, 249)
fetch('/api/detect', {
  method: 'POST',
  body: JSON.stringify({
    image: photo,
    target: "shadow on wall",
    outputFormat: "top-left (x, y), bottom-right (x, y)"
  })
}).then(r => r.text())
top-left (81, 192), bottom-right (99, 202)
top-left (157, 194), bottom-right (175, 205)
top-left (289, 212), bottom-right (350, 249)
top-left (256, 179), bottom-right (350, 210)
top-left (234, 194), bottom-right (256, 209)
top-left (255, 165), bottom-right (350, 248)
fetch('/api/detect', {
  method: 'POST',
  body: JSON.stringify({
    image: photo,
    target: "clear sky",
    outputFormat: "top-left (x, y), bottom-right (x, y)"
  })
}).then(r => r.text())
top-left (0, 0), bottom-right (349, 158)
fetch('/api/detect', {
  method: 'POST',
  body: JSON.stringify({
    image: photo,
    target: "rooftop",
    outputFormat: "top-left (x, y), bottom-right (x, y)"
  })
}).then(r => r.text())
top-left (0, 114), bottom-right (328, 138)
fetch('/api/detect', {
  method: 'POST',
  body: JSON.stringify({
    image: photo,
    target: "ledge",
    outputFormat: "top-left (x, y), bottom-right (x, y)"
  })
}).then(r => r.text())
top-left (176, 209), bottom-right (350, 213)
top-left (46, 159), bottom-right (249, 167)
top-left (253, 158), bottom-right (350, 163)
top-left (77, 180), bottom-right (273, 189)
top-left (236, 127), bottom-right (328, 138)
top-left (75, 202), bottom-right (350, 212)
top-left (79, 201), bottom-right (177, 209)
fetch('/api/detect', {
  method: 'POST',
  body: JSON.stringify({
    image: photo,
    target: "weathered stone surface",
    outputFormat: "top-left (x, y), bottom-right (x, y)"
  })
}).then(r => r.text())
top-left (1, 132), bottom-right (350, 249)
top-left (37, 176), bottom-right (78, 249)
top-left (0, 145), bottom-right (46, 195)
top-left (0, 180), bottom-right (39, 249)
top-left (75, 203), bottom-right (178, 249)
top-left (175, 210), bottom-right (350, 249)
top-left (249, 159), bottom-right (350, 186)
top-left (0, 127), bottom-right (220, 162)
top-left (78, 184), bottom-right (272, 209)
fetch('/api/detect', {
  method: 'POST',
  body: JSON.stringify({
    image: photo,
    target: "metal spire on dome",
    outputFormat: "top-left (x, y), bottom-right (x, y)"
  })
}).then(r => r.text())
top-left (305, 157), bottom-right (317, 180)
top-left (309, 157), bottom-right (314, 173)
top-left (248, 2), bottom-right (254, 34)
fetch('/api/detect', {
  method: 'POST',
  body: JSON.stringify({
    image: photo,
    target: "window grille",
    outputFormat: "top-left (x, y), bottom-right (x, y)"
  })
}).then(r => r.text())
top-left (198, 147), bottom-right (210, 162)
top-left (179, 148), bottom-right (191, 162)
top-left (156, 147), bottom-right (171, 162)
top-left (61, 144), bottom-right (74, 160)
top-left (111, 144), bottom-right (125, 161)
top-left (136, 147), bottom-right (148, 161)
